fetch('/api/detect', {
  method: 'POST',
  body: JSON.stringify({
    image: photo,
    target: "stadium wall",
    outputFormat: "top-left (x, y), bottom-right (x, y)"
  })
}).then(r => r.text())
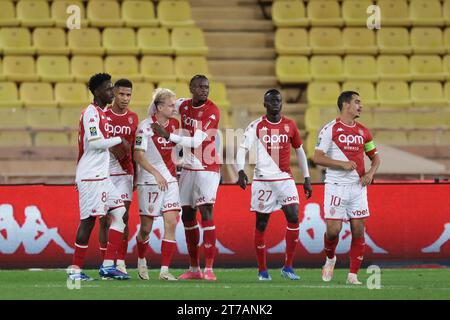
top-left (0, 184), bottom-right (449, 268)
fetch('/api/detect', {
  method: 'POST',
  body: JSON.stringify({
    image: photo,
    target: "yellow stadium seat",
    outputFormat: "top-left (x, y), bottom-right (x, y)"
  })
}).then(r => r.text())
top-left (20, 82), bottom-right (57, 108)
top-left (275, 28), bottom-right (311, 55)
top-left (104, 56), bottom-right (142, 82)
top-left (157, 0), bottom-right (195, 28)
top-left (0, 107), bottom-right (27, 129)
top-left (71, 56), bottom-right (104, 82)
top-left (409, 110), bottom-right (439, 129)
top-left (343, 28), bottom-right (378, 55)
top-left (272, 0), bottom-right (308, 27)
top-left (0, 131), bottom-right (32, 147)
top-left (0, 59), bottom-right (3, 81)
top-left (310, 55), bottom-right (344, 82)
top-left (444, 82), bottom-right (450, 100)
top-left (55, 83), bottom-right (89, 108)
top-left (103, 28), bottom-right (138, 55)
top-left (51, 0), bottom-right (88, 28)
top-left (307, 82), bottom-right (341, 108)
top-left (377, 0), bottom-right (410, 26)
top-left (3, 56), bottom-right (39, 82)
top-left (128, 82), bottom-right (155, 109)
top-left (377, 28), bottom-right (411, 55)
top-left (276, 56), bottom-right (311, 84)
top-left (309, 28), bottom-right (344, 55)
top-left (87, 0), bottom-right (123, 27)
top-left (376, 81), bottom-right (411, 109)
top-left (438, 109), bottom-right (450, 129)
top-left (172, 27), bottom-right (208, 56)
top-left (342, 0), bottom-right (373, 26)
top-left (16, 0), bottom-right (53, 27)
top-left (407, 130), bottom-right (437, 146)
top-left (209, 81), bottom-right (230, 110)
top-left (158, 81), bottom-right (190, 99)
top-left (33, 28), bottom-right (69, 55)
top-left (410, 0), bottom-right (444, 27)
top-left (372, 110), bottom-right (412, 129)
top-left (304, 107), bottom-right (339, 131)
top-left (122, 0), bottom-right (158, 27)
top-left (410, 55), bottom-right (445, 81)
top-left (411, 27), bottom-right (445, 54)
top-left (60, 107), bottom-right (83, 129)
top-left (307, 0), bottom-right (343, 27)
top-left (68, 28), bottom-right (104, 56)
top-left (26, 108), bottom-right (60, 129)
top-left (137, 27), bottom-right (173, 55)
top-left (410, 82), bottom-right (447, 108)
top-left (140, 56), bottom-right (176, 83)
top-left (0, 27), bottom-right (35, 55)
top-left (174, 56), bottom-right (210, 82)
top-left (377, 55), bottom-right (411, 81)
top-left (444, 28), bottom-right (450, 53)
top-left (37, 56), bottom-right (72, 83)
top-left (344, 55), bottom-right (377, 82)
top-left (35, 132), bottom-right (69, 147)
top-left (0, 82), bottom-right (22, 108)
top-left (374, 130), bottom-right (408, 145)
top-left (445, 0), bottom-right (450, 26)
top-left (342, 81), bottom-right (378, 109)
top-left (0, 0), bottom-right (19, 27)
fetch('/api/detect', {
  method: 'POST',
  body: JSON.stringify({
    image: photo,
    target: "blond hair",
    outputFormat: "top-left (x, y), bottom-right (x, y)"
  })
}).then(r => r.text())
top-left (148, 88), bottom-right (176, 115)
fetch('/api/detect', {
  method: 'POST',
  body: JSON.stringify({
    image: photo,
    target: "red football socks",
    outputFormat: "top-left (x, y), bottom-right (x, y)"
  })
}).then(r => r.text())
top-left (72, 243), bottom-right (88, 269)
top-left (99, 242), bottom-right (107, 260)
top-left (202, 220), bottom-right (216, 269)
top-left (350, 236), bottom-right (366, 274)
top-left (117, 239), bottom-right (128, 261)
top-left (284, 222), bottom-right (300, 268)
top-left (161, 239), bottom-right (176, 267)
top-left (136, 237), bottom-right (149, 259)
top-left (324, 233), bottom-right (339, 259)
top-left (183, 220), bottom-right (200, 268)
top-left (254, 229), bottom-right (267, 272)
top-left (104, 229), bottom-right (123, 261)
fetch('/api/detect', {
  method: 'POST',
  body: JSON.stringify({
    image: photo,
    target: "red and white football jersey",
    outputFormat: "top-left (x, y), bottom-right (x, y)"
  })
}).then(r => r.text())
top-left (176, 98), bottom-right (220, 172)
top-left (76, 103), bottom-right (110, 182)
top-left (135, 116), bottom-right (180, 185)
top-left (104, 108), bottom-right (139, 176)
top-left (241, 115), bottom-right (303, 181)
top-left (315, 118), bottom-right (378, 184)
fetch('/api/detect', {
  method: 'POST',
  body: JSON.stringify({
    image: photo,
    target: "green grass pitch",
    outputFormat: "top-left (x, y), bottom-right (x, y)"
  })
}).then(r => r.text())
top-left (0, 268), bottom-right (449, 300)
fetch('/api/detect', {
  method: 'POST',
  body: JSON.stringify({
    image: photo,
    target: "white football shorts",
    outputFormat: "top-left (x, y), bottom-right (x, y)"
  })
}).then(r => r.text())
top-left (179, 170), bottom-right (220, 208)
top-left (138, 182), bottom-right (181, 217)
top-left (324, 183), bottom-right (370, 221)
top-left (251, 179), bottom-right (299, 214)
top-left (110, 174), bottom-right (133, 202)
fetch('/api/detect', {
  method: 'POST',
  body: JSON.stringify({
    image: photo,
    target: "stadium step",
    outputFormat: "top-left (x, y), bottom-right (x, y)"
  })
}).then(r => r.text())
top-left (209, 60), bottom-right (277, 87)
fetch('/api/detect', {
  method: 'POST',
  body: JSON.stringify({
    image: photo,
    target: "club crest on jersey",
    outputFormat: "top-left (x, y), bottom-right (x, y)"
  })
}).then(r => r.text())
top-left (284, 124), bottom-right (290, 133)
top-left (128, 116), bottom-right (133, 124)
top-left (198, 111), bottom-right (203, 117)
top-left (89, 118), bottom-right (95, 123)
top-left (135, 136), bottom-right (142, 145)
top-left (359, 129), bottom-right (364, 136)
top-left (89, 127), bottom-right (97, 136)
top-left (148, 205), bottom-right (154, 214)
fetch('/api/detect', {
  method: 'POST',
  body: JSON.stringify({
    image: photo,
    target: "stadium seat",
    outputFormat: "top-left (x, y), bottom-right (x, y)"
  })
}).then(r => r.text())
top-left (377, 28), bottom-right (411, 55)
top-left (174, 56), bottom-right (210, 82)
top-left (103, 28), bottom-right (139, 55)
top-left (274, 28), bottom-right (311, 55)
top-left (0, 131), bottom-right (32, 147)
top-left (444, 28), bottom-right (450, 53)
top-left (0, 107), bottom-right (27, 129)
top-left (16, 0), bottom-right (53, 27)
top-left (304, 107), bottom-right (339, 131)
top-left (444, 82), bottom-right (450, 103)
top-left (410, 55), bottom-right (445, 81)
top-left (374, 130), bottom-right (408, 145)
top-left (310, 56), bottom-right (344, 82)
top-left (51, 0), bottom-right (88, 28)
top-left (3, 56), bottom-right (39, 82)
top-left (68, 28), bottom-right (104, 55)
top-left (376, 81), bottom-right (411, 109)
top-left (411, 28), bottom-right (445, 54)
top-left (343, 55), bottom-right (378, 82)
top-left (276, 56), bottom-right (311, 84)
top-left (307, 82), bottom-right (341, 108)
top-left (410, 0), bottom-right (444, 27)
top-left (37, 56), bottom-right (72, 83)
top-left (26, 108), bottom-right (60, 129)
top-left (343, 28), bottom-right (378, 55)
top-left (137, 28), bottom-right (173, 55)
top-left (310, 28), bottom-right (344, 55)
top-left (129, 82), bottom-right (155, 109)
top-left (342, 81), bottom-right (378, 109)
top-left (445, 55), bottom-right (450, 81)
top-left (158, 81), bottom-right (190, 99)
top-left (33, 28), bottom-right (69, 55)
top-left (0, 27), bottom-right (35, 55)
top-left (410, 82), bottom-right (447, 108)
top-left (438, 109), bottom-right (450, 129)
top-left (307, 0), bottom-right (343, 27)
top-left (140, 56), bottom-right (176, 83)
top-left (71, 56), bottom-right (104, 82)
top-left (409, 110), bottom-right (439, 129)
top-left (372, 110), bottom-right (412, 129)
top-left (60, 107), bottom-right (82, 129)
top-left (271, 0), bottom-right (309, 27)
top-left (0, 82), bottom-right (22, 108)
top-left (157, 0), bottom-right (195, 28)
top-left (342, 0), bottom-right (373, 26)
top-left (35, 132), bottom-right (69, 147)
top-left (122, 0), bottom-right (158, 27)
top-left (55, 83), bottom-right (89, 109)
top-left (0, 0), bottom-right (19, 27)
top-left (87, 0), bottom-right (123, 27)
top-left (305, 129), bottom-right (319, 157)
top-left (104, 56), bottom-right (142, 82)
top-left (445, 0), bottom-right (450, 26)
top-left (20, 82), bottom-right (57, 108)
top-left (209, 82), bottom-right (231, 110)
top-left (172, 27), bottom-right (209, 56)
top-left (376, 0), bottom-right (410, 26)
top-left (377, 55), bottom-right (411, 81)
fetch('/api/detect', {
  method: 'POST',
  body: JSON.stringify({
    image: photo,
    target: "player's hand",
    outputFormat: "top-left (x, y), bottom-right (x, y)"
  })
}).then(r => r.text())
top-left (155, 172), bottom-right (168, 191)
top-left (237, 170), bottom-right (249, 190)
top-left (121, 137), bottom-right (131, 154)
top-left (151, 123), bottom-right (170, 140)
top-left (133, 181), bottom-right (137, 192)
top-left (360, 172), bottom-right (374, 186)
top-left (341, 161), bottom-right (357, 171)
top-left (303, 177), bottom-right (312, 199)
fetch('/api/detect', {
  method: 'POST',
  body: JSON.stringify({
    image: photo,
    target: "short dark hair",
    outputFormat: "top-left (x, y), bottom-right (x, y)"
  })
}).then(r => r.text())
top-left (88, 73), bottom-right (111, 95)
top-left (114, 78), bottom-right (133, 89)
top-left (264, 88), bottom-right (281, 99)
top-left (189, 74), bottom-right (208, 87)
top-left (337, 91), bottom-right (359, 111)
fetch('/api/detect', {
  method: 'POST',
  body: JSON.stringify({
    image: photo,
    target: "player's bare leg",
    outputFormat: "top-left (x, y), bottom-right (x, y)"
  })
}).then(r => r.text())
top-left (98, 215), bottom-right (110, 260)
top-left (198, 204), bottom-right (217, 281)
top-left (280, 204), bottom-right (301, 280)
top-left (255, 213), bottom-right (271, 280)
top-left (159, 211), bottom-right (178, 281)
top-left (70, 216), bottom-right (96, 281)
top-left (116, 201), bottom-right (131, 274)
top-left (136, 215), bottom-right (154, 280)
top-left (322, 219), bottom-right (342, 282)
top-left (179, 205), bottom-right (203, 280)
top-left (347, 218), bottom-right (366, 285)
